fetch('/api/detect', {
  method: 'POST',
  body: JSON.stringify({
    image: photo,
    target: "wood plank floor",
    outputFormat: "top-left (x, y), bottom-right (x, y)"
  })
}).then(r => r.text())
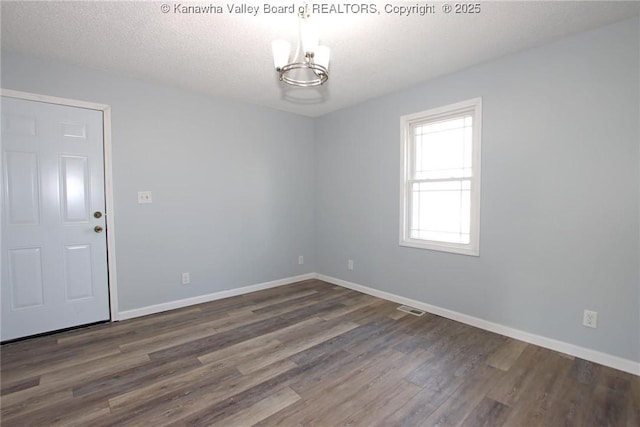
top-left (1, 279), bottom-right (638, 426)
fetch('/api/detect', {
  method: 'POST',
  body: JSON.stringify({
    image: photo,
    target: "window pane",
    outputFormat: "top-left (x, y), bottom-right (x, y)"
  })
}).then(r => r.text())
top-left (413, 115), bottom-right (472, 180)
top-left (415, 117), bottom-right (465, 134)
top-left (410, 180), bottom-right (471, 244)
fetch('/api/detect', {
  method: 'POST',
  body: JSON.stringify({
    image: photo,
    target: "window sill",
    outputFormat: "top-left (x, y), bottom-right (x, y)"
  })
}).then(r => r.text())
top-left (399, 239), bottom-right (479, 256)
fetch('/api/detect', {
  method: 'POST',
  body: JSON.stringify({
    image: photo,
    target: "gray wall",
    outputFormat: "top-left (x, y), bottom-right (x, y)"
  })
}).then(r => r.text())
top-left (1, 52), bottom-right (316, 311)
top-left (315, 18), bottom-right (640, 362)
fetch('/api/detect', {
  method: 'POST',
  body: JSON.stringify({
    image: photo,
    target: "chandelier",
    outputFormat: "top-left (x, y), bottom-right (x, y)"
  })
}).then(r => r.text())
top-left (272, 11), bottom-right (330, 87)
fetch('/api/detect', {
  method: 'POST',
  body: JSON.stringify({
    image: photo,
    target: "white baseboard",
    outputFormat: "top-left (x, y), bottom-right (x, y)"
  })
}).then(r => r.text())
top-left (317, 274), bottom-right (640, 376)
top-left (115, 270), bottom-right (639, 376)
top-left (117, 273), bottom-right (317, 321)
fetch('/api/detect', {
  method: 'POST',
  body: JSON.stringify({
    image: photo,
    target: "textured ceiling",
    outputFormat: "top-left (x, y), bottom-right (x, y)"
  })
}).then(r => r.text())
top-left (2, 1), bottom-right (639, 117)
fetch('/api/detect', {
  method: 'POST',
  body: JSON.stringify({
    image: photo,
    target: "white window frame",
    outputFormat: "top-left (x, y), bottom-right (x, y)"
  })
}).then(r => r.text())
top-left (399, 97), bottom-right (482, 256)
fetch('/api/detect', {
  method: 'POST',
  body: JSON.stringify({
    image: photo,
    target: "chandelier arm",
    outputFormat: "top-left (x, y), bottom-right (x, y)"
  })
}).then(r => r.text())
top-left (279, 62), bottom-right (328, 87)
top-left (292, 11), bottom-right (305, 63)
top-left (311, 64), bottom-right (324, 80)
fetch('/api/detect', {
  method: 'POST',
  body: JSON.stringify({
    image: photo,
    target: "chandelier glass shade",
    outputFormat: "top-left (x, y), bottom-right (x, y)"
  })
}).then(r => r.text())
top-left (272, 12), bottom-right (330, 87)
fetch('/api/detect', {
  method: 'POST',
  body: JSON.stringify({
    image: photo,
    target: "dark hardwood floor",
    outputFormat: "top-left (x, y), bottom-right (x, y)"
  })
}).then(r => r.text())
top-left (1, 279), bottom-right (638, 426)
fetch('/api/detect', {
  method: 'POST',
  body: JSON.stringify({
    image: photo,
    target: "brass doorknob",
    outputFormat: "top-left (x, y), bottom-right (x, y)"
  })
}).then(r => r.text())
top-left (94, 211), bottom-right (103, 219)
top-left (94, 226), bottom-right (103, 233)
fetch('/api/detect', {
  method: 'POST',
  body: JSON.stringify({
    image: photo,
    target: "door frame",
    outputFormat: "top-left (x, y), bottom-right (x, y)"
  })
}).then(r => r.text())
top-left (1, 88), bottom-right (119, 321)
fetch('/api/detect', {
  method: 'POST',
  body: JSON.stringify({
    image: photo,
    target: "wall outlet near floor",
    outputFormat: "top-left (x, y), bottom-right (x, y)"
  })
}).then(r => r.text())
top-left (138, 191), bottom-right (152, 204)
top-left (347, 259), bottom-right (354, 271)
top-left (181, 272), bottom-right (191, 285)
top-left (583, 309), bottom-right (597, 328)
top-left (298, 255), bottom-right (304, 265)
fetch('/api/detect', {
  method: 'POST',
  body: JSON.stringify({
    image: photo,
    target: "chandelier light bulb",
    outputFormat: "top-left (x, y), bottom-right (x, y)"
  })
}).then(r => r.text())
top-left (301, 20), bottom-right (319, 54)
top-left (272, 39), bottom-right (290, 70)
top-left (314, 45), bottom-right (330, 70)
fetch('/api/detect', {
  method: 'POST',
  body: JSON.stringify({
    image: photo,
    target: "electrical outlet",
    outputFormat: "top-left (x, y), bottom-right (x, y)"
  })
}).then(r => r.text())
top-left (181, 272), bottom-right (190, 285)
top-left (138, 191), bottom-right (152, 204)
top-left (583, 309), bottom-right (598, 328)
top-left (298, 255), bottom-right (304, 265)
top-left (348, 259), bottom-right (354, 270)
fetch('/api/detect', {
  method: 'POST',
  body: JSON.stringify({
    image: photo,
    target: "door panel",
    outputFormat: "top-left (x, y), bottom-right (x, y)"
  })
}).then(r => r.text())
top-left (1, 96), bottom-right (110, 341)
top-left (2, 112), bottom-right (37, 137)
top-left (5, 151), bottom-right (40, 225)
top-left (63, 244), bottom-right (94, 300)
top-left (60, 155), bottom-right (90, 222)
top-left (8, 247), bottom-right (44, 309)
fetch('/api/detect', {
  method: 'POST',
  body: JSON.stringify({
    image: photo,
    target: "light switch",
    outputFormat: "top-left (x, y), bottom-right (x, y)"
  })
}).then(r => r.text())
top-left (138, 191), bottom-right (152, 204)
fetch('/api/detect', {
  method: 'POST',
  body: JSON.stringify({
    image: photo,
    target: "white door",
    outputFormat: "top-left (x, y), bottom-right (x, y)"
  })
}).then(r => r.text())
top-left (1, 96), bottom-right (110, 341)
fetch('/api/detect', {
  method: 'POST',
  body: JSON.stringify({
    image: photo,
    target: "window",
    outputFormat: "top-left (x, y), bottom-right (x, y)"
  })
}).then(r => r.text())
top-left (400, 98), bottom-right (481, 256)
